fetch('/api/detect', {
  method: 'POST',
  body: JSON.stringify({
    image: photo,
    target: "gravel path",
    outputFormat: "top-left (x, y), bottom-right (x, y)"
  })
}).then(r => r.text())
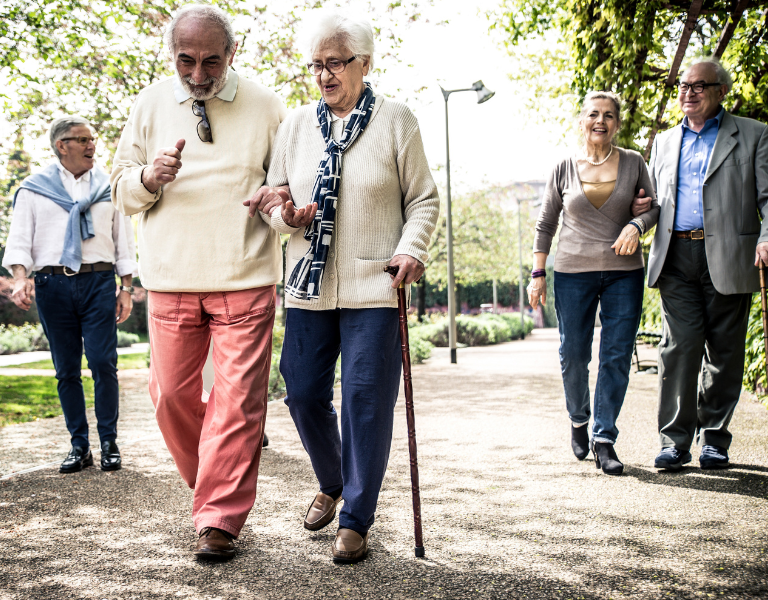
top-left (1, 329), bottom-right (767, 599)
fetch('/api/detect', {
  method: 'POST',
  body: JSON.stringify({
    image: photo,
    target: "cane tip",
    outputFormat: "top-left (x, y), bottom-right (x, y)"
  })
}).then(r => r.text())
top-left (415, 546), bottom-right (425, 558)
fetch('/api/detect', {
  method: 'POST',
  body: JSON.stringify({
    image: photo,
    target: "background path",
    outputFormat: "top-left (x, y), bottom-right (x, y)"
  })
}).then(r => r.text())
top-left (1, 329), bottom-right (767, 599)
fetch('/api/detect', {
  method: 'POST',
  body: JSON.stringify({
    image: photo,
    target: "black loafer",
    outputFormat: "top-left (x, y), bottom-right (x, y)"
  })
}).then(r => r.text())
top-left (100, 440), bottom-right (122, 471)
top-left (59, 446), bottom-right (94, 473)
top-left (571, 424), bottom-right (590, 460)
top-left (262, 433), bottom-right (269, 448)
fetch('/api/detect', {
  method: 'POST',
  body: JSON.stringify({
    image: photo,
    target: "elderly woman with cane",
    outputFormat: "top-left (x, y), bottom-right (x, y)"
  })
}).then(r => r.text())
top-left (528, 91), bottom-right (659, 475)
top-left (246, 12), bottom-right (438, 563)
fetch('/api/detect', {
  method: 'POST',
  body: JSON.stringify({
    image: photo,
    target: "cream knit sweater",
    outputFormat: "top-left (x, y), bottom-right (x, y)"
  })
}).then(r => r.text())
top-left (265, 96), bottom-right (440, 310)
top-left (111, 75), bottom-right (286, 292)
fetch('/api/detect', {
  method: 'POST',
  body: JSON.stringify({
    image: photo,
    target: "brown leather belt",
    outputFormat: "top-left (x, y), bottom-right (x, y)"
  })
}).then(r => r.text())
top-left (38, 262), bottom-right (114, 276)
top-left (674, 229), bottom-right (705, 240)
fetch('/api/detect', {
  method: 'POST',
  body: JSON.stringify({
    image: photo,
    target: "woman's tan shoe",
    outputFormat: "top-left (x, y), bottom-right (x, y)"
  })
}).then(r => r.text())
top-left (304, 492), bottom-right (342, 531)
top-left (332, 528), bottom-right (369, 564)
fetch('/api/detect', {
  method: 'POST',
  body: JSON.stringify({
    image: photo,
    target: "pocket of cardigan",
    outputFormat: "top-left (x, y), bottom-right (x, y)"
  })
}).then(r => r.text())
top-left (353, 258), bottom-right (398, 305)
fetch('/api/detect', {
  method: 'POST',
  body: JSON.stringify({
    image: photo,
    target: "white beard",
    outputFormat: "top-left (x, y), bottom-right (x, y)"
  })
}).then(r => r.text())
top-left (179, 65), bottom-right (229, 101)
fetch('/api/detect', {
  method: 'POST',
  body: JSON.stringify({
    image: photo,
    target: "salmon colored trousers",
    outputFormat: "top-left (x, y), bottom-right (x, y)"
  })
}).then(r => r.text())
top-left (147, 286), bottom-right (275, 537)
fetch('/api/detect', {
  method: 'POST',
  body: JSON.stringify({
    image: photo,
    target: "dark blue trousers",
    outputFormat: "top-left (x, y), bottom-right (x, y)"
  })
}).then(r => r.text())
top-left (281, 307), bottom-right (401, 535)
top-left (34, 269), bottom-right (119, 448)
top-left (554, 268), bottom-right (645, 444)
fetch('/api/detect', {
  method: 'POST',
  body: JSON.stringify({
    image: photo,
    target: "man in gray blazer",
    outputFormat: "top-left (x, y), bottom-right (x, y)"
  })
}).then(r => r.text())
top-left (635, 58), bottom-right (768, 471)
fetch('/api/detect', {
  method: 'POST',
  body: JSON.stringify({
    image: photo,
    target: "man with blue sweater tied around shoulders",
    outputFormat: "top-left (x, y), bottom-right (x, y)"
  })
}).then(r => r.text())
top-left (3, 116), bottom-right (137, 474)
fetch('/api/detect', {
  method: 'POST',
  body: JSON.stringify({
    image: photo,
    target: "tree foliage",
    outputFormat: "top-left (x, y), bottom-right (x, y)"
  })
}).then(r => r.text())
top-left (0, 0), bottom-right (431, 168)
top-left (426, 183), bottom-right (537, 288)
top-left (490, 0), bottom-right (768, 149)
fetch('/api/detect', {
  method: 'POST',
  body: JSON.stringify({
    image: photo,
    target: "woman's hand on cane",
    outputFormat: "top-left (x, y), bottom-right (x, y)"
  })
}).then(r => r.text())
top-left (387, 255), bottom-right (424, 288)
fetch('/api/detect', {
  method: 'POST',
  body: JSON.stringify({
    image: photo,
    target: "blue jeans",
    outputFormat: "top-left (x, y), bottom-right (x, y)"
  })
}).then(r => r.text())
top-left (554, 269), bottom-right (644, 444)
top-left (280, 307), bottom-right (401, 535)
top-left (34, 269), bottom-right (119, 448)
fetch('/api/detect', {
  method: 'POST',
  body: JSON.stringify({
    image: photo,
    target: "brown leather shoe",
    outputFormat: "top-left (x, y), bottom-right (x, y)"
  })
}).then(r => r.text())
top-left (194, 527), bottom-right (235, 561)
top-left (332, 528), bottom-right (369, 564)
top-left (304, 491), bottom-right (342, 531)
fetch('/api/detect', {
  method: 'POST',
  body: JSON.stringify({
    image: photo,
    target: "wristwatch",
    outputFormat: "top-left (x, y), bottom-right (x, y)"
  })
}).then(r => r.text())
top-left (119, 285), bottom-right (135, 294)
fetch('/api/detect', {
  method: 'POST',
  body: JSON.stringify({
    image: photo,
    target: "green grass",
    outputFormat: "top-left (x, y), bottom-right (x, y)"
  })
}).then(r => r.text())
top-left (12, 352), bottom-right (149, 371)
top-left (0, 376), bottom-right (95, 426)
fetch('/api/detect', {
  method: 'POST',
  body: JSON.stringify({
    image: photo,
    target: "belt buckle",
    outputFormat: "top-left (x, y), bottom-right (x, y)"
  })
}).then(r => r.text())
top-left (691, 229), bottom-right (704, 240)
top-left (63, 266), bottom-right (77, 277)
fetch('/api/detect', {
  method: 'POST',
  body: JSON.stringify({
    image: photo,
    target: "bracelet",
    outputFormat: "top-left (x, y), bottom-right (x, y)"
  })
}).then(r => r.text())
top-left (531, 269), bottom-right (546, 278)
top-left (628, 221), bottom-right (643, 236)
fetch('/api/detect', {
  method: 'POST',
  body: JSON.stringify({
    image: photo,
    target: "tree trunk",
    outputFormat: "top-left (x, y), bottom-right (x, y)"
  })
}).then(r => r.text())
top-left (644, 0), bottom-right (705, 160)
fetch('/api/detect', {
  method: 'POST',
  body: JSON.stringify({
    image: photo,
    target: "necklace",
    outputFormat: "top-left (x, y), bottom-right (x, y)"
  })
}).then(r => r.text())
top-left (583, 145), bottom-right (613, 166)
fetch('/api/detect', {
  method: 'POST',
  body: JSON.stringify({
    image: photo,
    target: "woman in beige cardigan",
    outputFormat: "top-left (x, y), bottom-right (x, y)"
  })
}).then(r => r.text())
top-left (247, 12), bottom-right (439, 564)
top-left (528, 91), bottom-right (659, 476)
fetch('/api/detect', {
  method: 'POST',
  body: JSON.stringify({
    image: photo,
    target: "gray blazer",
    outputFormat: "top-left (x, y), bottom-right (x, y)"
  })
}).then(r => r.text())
top-left (647, 111), bottom-right (768, 294)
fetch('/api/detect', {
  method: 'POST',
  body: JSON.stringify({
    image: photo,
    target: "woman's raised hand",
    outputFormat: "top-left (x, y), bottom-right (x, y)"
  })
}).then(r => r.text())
top-left (283, 199), bottom-right (318, 228)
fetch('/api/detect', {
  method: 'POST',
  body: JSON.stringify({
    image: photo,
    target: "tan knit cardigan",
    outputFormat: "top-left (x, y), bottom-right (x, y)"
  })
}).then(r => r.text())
top-left (264, 95), bottom-right (440, 310)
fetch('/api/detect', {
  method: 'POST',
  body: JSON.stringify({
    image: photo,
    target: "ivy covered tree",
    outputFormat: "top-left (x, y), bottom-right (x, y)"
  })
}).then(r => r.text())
top-left (490, 0), bottom-right (768, 151)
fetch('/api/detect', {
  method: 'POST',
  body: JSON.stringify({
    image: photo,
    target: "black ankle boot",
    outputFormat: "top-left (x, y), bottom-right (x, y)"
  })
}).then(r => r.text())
top-left (571, 424), bottom-right (590, 460)
top-left (593, 441), bottom-right (624, 475)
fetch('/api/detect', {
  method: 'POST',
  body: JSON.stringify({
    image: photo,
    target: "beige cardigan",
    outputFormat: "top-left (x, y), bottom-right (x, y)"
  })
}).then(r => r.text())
top-left (534, 147), bottom-right (659, 272)
top-left (264, 95), bottom-right (440, 310)
top-left (111, 75), bottom-right (287, 292)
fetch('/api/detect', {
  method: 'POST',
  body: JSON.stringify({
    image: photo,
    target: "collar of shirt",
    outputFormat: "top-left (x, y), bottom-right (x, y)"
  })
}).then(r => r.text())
top-left (329, 111), bottom-right (350, 124)
top-left (56, 160), bottom-right (92, 202)
top-left (56, 160), bottom-right (92, 183)
top-left (172, 69), bottom-right (239, 104)
top-left (681, 106), bottom-right (725, 135)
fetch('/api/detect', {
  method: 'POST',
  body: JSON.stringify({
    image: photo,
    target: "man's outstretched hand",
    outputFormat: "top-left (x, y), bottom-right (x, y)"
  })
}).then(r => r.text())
top-left (243, 186), bottom-right (291, 218)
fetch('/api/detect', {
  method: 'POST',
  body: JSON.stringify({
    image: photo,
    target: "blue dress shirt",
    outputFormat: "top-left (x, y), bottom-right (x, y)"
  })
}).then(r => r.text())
top-left (674, 107), bottom-right (725, 231)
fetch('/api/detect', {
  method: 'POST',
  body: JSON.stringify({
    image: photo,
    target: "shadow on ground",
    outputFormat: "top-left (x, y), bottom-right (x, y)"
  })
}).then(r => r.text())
top-left (0, 332), bottom-right (767, 599)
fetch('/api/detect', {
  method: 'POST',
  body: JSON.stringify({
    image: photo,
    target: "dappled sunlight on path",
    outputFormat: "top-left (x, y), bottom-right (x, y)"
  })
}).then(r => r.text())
top-left (1, 329), bottom-right (767, 599)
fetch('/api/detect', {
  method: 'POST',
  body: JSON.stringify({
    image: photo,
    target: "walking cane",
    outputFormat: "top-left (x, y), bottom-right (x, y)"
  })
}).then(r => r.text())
top-left (760, 260), bottom-right (768, 384)
top-left (384, 265), bottom-right (425, 558)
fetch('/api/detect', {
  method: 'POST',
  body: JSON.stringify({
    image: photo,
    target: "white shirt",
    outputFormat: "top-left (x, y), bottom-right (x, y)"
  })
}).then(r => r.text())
top-left (2, 162), bottom-right (138, 277)
top-left (329, 111), bottom-right (350, 141)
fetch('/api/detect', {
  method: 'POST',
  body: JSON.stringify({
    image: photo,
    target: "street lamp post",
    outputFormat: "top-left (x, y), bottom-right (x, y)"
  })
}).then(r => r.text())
top-left (440, 80), bottom-right (495, 364)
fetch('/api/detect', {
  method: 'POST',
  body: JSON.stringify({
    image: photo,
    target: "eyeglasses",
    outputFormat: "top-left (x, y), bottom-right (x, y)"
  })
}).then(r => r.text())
top-left (678, 81), bottom-right (722, 95)
top-left (192, 100), bottom-right (213, 143)
top-left (306, 56), bottom-right (356, 76)
top-left (60, 136), bottom-right (95, 146)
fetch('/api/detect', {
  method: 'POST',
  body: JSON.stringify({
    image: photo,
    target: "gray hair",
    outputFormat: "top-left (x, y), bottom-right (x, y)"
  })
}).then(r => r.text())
top-left (164, 3), bottom-right (236, 57)
top-left (49, 116), bottom-right (91, 159)
top-left (301, 11), bottom-right (375, 71)
top-left (683, 57), bottom-right (733, 90)
top-left (579, 91), bottom-right (623, 124)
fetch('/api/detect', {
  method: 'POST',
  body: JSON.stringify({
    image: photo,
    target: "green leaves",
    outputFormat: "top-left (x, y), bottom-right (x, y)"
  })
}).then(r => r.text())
top-left (490, 1), bottom-right (768, 148)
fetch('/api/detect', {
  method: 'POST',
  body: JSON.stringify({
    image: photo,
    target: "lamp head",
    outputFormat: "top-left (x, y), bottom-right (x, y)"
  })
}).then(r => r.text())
top-left (472, 80), bottom-right (495, 104)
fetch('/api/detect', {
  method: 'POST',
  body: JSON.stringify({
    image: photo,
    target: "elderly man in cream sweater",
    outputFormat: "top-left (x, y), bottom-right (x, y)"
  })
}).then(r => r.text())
top-left (111, 4), bottom-right (286, 561)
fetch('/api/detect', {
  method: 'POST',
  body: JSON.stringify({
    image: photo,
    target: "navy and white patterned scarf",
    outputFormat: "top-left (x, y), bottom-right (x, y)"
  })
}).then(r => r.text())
top-left (285, 83), bottom-right (376, 300)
